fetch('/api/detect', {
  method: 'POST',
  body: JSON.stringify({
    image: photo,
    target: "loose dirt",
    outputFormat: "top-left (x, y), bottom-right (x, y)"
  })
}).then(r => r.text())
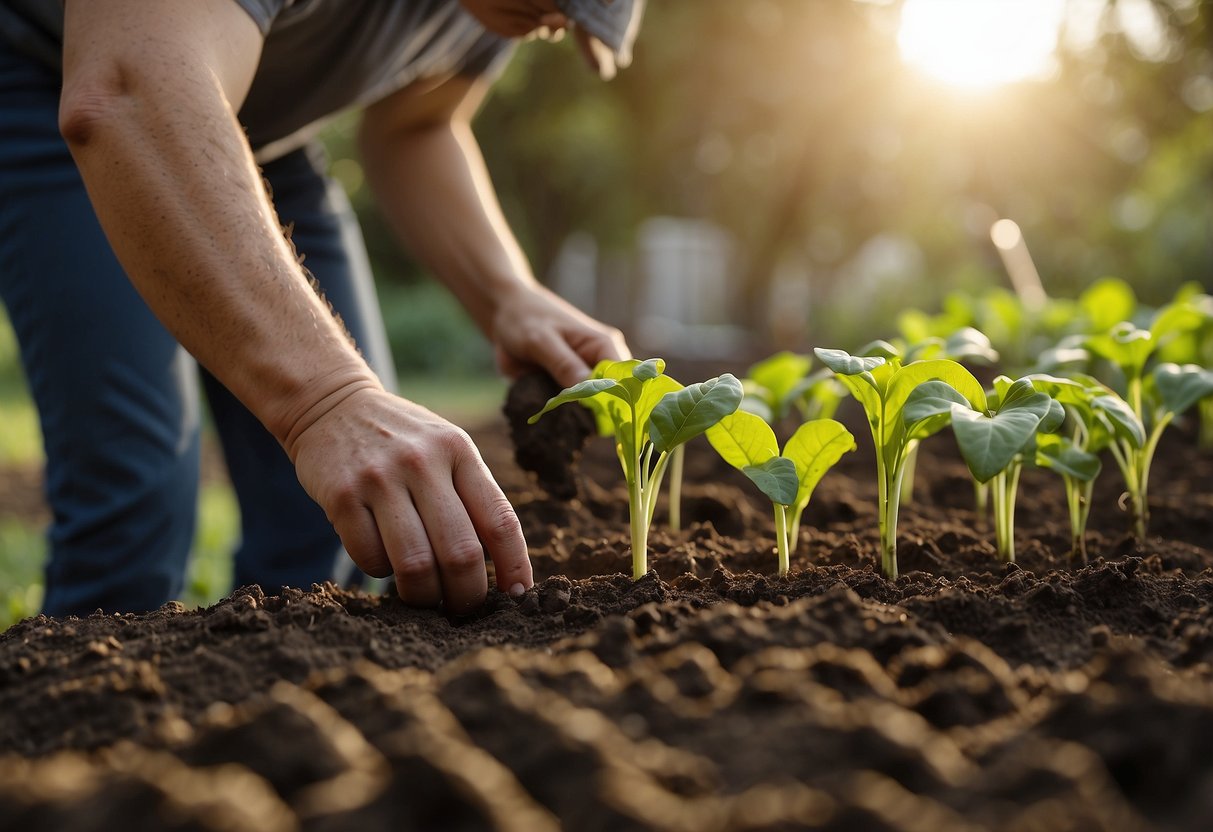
top-left (1, 384), bottom-right (1211, 831)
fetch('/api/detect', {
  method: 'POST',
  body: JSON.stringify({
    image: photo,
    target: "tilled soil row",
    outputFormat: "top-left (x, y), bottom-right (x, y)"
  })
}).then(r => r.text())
top-left (0, 401), bottom-right (1210, 830)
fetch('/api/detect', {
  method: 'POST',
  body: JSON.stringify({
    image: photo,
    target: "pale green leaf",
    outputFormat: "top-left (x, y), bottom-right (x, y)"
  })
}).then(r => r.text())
top-left (1079, 277), bottom-right (1137, 333)
top-left (813, 347), bottom-right (886, 376)
top-left (649, 374), bottom-right (744, 453)
top-left (747, 351), bottom-right (811, 409)
top-left (706, 410), bottom-right (779, 470)
top-left (903, 380), bottom-right (968, 425)
top-left (528, 378), bottom-right (623, 424)
top-left (885, 359), bottom-right (987, 429)
top-left (1035, 434), bottom-right (1102, 481)
top-left (632, 358), bottom-right (666, 381)
top-left (783, 419), bottom-right (857, 510)
top-left (636, 374), bottom-right (683, 431)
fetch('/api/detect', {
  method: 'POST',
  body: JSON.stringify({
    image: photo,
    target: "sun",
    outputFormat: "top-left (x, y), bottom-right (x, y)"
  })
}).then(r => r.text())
top-left (897, 0), bottom-right (1066, 90)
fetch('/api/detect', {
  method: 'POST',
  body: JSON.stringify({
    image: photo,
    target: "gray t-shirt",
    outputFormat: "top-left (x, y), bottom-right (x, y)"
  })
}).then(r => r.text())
top-left (0, 0), bottom-right (513, 160)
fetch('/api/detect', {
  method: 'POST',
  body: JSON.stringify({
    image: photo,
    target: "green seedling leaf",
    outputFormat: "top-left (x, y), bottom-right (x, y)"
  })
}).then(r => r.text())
top-left (632, 358), bottom-right (666, 381)
top-left (636, 374), bottom-right (683, 432)
top-left (650, 374), bottom-right (743, 454)
top-left (783, 419), bottom-right (857, 509)
top-left (1150, 302), bottom-right (1208, 344)
top-left (886, 360), bottom-right (987, 425)
top-left (943, 327), bottom-right (999, 364)
top-left (858, 339), bottom-right (902, 359)
top-left (1039, 397), bottom-right (1066, 434)
top-left (813, 348), bottom-right (886, 376)
top-left (1035, 434), bottom-right (1102, 481)
top-left (1087, 322), bottom-right (1153, 378)
top-left (1080, 277), bottom-right (1137, 333)
top-left (1091, 394), bottom-right (1146, 448)
top-left (747, 351), bottom-right (811, 407)
top-left (706, 410), bottom-right (779, 470)
top-left (742, 457), bottom-right (800, 506)
top-left (903, 380), bottom-right (970, 425)
top-left (1153, 363), bottom-right (1213, 416)
top-left (950, 392), bottom-right (1053, 483)
top-left (529, 377), bottom-right (624, 424)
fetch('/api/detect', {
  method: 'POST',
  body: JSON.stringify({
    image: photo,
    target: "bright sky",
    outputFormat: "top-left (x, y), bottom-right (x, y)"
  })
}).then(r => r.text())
top-left (897, 0), bottom-right (1068, 89)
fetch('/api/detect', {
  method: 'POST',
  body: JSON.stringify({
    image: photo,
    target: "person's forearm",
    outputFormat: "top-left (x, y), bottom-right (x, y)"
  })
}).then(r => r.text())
top-left (359, 117), bottom-right (536, 339)
top-left (60, 7), bottom-right (379, 452)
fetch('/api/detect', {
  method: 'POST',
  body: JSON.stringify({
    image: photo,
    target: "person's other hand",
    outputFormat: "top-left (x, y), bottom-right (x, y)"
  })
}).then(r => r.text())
top-left (458, 0), bottom-right (568, 39)
top-left (491, 283), bottom-right (631, 387)
top-left (286, 386), bottom-right (532, 613)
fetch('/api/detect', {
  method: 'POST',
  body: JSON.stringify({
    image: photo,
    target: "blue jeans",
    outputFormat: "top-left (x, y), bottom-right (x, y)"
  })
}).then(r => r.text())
top-left (0, 42), bottom-right (397, 616)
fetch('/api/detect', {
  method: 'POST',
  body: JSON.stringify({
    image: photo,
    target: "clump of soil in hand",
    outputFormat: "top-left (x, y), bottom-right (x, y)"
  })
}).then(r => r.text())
top-left (503, 372), bottom-right (596, 499)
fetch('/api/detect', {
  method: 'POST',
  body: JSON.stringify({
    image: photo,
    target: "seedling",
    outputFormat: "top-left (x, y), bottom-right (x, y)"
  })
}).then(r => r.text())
top-left (905, 377), bottom-right (1061, 562)
top-left (1026, 373), bottom-right (1143, 562)
top-left (1086, 312), bottom-right (1213, 538)
top-left (529, 359), bottom-right (742, 579)
top-left (706, 411), bottom-right (855, 575)
top-left (814, 348), bottom-right (985, 579)
top-left (741, 351), bottom-right (845, 425)
top-left (891, 328), bottom-right (999, 504)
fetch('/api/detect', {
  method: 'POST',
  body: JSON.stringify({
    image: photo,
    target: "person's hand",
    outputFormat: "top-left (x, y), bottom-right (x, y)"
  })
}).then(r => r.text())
top-left (491, 283), bottom-right (631, 387)
top-left (285, 385), bottom-right (532, 613)
top-left (458, 0), bottom-right (568, 39)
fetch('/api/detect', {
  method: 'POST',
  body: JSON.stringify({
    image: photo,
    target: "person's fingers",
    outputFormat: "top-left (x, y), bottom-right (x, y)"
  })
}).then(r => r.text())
top-left (572, 324), bottom-right (630, 366)
top-left (539, 330), bottom-right (593, 387)
top-left (572, 27), bottom-right (602, 75)
top-left (373, 494), bottom-right (444, 607)
top-left (409, 435), bottom-right (493, 613)
top-left (330, 502), bottom-right (392, 579)
top-left (452, 452), bottom-right (531, 596)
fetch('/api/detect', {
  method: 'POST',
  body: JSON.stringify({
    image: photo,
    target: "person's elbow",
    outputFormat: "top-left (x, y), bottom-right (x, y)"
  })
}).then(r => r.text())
top-left (58, 62), bottom-right (133, 148)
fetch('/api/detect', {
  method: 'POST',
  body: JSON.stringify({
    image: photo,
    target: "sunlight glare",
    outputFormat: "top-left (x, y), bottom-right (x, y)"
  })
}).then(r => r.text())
top-left (898, 0), bottom-right (1066, 90)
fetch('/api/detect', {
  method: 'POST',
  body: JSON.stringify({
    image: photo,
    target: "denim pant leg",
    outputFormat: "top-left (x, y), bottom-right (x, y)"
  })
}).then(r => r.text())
top-left (0, 46), bottom-right (199, 616)
top-left (200, 143), bottom-right (398, 592)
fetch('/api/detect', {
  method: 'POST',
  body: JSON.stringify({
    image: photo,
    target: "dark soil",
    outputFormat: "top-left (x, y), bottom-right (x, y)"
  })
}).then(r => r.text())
top-left (2, 386), bottom-right (1213, 831)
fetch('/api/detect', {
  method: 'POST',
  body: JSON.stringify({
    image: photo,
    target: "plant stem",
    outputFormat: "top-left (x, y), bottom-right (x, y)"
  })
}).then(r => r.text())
top-left (628, 425), bottom-right (650, 579)
top-left (788, 507), bottom-right (803, 557)
top-left (668, 444), bottom-right (684, 533)
top-left (1200, 398), bottom-right (1213, 451)
top-left (774, 504), bottom-right (790, 576)
top-left (1063, 475), bottom-right (1093, 564)
top-left (992, 462), bottom-right (1022, 562)
top-left (973, 480), bottom-right (989, 529)
top-left (644, 450), bottom-right (673, 528)
top-left (628, 473), bottom-right (648, 580)
top-left (899, 440), bottom-right (920, 505)
top-left (877, 452), bottom-right (904, 580)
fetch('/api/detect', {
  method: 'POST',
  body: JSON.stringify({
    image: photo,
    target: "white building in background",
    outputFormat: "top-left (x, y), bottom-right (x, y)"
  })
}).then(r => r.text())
top-left (549, 217), bottom-right (754, 360)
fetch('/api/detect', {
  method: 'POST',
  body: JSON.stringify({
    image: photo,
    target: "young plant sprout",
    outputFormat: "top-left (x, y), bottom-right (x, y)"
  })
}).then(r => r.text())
top-left (814, 347), bottom-right (985, 579)
top-left (529, 359), bottom-right (742, 579)
top-left (706, 411), bottom-right (855, 575)
top-left (1086, 312), bottom-right (1213, 539)
top-left (905, 377), bottom-right (1061, 562)
top-left (741, 351), bottom-right (845, 425)
top-left (1025, 374), bottom-right (1143, 562)
top-left (896, 327), bottom-right (999, 504)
